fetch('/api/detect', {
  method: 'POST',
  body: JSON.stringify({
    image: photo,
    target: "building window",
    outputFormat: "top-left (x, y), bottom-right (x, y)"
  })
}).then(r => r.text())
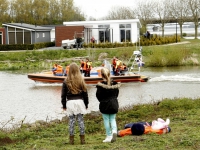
top-left (37, 33), bottom-right (39, 38)
top-left (43, 33), bottom-right (45, 37)
top-left (119, 24), bottom-right (131, 42)
top-left (98, 25), bottom-right (110, 43)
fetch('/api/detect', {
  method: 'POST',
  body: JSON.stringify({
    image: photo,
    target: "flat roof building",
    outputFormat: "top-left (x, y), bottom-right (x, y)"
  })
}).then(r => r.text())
top-left (63, 19), bottom-right (141, 44)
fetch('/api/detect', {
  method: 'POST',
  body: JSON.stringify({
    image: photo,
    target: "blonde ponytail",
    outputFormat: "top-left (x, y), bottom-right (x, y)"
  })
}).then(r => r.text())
top-left (101, 68), bottom-right (111, 85)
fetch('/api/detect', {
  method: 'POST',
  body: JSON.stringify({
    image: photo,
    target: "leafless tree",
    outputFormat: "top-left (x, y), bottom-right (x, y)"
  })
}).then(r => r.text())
top-left (153, 0), bottom-right (172, 37)
top-left (134, 0), bottom-right (156, 35)
top-left (104, 6), bottom-right (136, 20)
top-left (187, 0), bottom-right (200, 39)
top-left (169, 0), bottom-right (190, 38)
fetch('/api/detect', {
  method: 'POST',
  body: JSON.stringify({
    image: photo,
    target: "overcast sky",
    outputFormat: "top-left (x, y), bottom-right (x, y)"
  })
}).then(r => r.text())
top-left (73, 0), bottom-right (136, 20)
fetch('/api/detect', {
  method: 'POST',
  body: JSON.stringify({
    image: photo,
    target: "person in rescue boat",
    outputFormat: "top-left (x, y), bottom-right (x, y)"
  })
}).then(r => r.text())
top-left (96, 67), bottom-right (121, 143)
top-left (85, 58), bottom-right (92, 77)
top-left (63, 64), bottom-right (70, 76)
top-left (112, 56), bottom-right (116, 75)
top-left (117, 118), bottom-right (171, 137)
top-left (115, 57), bottom-right (122, 76)
top-left (52, 63), bottom-right (63, 76)
top-left (80, 60), bottom-right (86, 74)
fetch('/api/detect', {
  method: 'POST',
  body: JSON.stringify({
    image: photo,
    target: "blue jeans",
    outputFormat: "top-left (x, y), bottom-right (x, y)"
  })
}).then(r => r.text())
top-left (102, 113), bottom-right (117, 136)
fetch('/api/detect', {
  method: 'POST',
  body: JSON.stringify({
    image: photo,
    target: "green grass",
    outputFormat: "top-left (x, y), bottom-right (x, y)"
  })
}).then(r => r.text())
top-left (0, 39), bottom-right (200, 70)
top-left (1, 98), bottom-right (200, 150)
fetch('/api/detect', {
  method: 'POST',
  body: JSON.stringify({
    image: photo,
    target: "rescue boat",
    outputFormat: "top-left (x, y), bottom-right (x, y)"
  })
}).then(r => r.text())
top-left (28, 55), bottom-right (149, 84)
top-left (27, 71), bottom-right (149, 84)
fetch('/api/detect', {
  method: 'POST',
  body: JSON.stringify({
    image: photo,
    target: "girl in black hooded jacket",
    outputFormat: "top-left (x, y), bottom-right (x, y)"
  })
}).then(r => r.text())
top-left (96, 67), bottom-right (121, 143)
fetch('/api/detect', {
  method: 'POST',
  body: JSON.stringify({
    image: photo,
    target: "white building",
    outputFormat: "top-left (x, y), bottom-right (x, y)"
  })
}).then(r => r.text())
top-left (63, 19), bottom-right (141, 44)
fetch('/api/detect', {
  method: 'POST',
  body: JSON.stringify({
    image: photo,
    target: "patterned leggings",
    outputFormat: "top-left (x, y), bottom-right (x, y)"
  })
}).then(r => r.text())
top-left (69, 113), bottom-right (85, 136)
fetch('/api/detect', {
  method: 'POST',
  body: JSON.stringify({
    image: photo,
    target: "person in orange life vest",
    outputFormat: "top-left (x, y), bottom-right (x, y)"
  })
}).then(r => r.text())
top-left (117, 118), bottom-right (171, 137)
top-left (52, 63), bottom-right (63, 76)
top-left (85, 58), bottom-right (92, 77)
top-left (52, 63), bottom-right (58, 75)
top-left (80, 60), bottom-right (86, 74)
top-left (115, 57), bottom-right (122, 76)
top-left (63, 64), bottom-right (70, 76)
top-left (112, 56), bottom-right (116, 75)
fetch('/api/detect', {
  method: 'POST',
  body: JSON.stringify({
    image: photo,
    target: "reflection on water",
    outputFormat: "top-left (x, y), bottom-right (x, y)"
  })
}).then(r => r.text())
top-left (0, 66), bottom-right (200, 128)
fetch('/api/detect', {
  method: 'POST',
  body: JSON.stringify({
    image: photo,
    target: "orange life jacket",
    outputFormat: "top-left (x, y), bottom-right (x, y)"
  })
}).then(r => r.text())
top-left (65, 66), bottom-right (70, 75)
top-left (82, 62), bottom-right (87, 71)
top-left (112, 59), bottom-right (116, 68)
top-left (118, 126), bottom-right (169, 137)
top-left (56, 65), bottom-right (63, 74)
top-left (52, 64), bottom-right (57, 74)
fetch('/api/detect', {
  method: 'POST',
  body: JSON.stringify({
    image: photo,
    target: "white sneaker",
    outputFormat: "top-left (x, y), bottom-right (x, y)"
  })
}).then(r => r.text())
top-left (111, 132), bottom-right (117, 143)
top-left (103, 136), bottom-right (112, 143)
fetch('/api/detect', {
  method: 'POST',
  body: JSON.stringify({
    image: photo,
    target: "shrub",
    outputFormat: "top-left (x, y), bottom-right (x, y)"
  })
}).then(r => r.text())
top-left (0, 42), bottom-right (55, 51)
top-left (182, 33), bottom-right (187, 37)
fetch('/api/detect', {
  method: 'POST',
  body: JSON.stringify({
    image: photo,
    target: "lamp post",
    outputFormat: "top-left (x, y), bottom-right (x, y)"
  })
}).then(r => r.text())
top-left (176, 18), bottom-right (177, 43)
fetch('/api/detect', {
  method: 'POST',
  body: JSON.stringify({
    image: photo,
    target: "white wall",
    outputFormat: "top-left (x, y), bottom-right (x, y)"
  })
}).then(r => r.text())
top-left (131, 23), bottom-right (138, 43)
top-left (67, 20), bottom-right (141, 44)
top-left (50, 29), bottom-right (55, 42)
top-left (92, 24), bottom-right (99, 43)
top-left (110, 23), bottom-right (120, 43)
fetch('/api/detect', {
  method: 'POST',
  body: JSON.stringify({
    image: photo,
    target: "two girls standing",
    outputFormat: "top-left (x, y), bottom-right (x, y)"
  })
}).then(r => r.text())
top-left (61, 63), bottom-right (120, 144)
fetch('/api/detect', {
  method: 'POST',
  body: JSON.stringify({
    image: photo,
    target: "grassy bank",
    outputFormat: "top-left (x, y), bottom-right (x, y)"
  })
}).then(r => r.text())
top-left (0, 39), bottom-right (200, 71)
top-left (0, 98), bottom-right (200, 150)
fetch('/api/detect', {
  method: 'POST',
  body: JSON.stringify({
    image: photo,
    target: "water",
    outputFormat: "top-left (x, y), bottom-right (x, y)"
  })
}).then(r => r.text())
top-left (0, 66), bottom-right (200, 129)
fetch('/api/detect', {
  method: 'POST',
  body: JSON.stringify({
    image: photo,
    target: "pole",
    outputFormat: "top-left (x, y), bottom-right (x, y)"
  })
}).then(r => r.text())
top-left (176, 19), bottom-right (177, 43)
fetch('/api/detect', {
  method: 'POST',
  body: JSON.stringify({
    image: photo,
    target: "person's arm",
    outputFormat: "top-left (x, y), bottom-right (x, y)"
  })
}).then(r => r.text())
top-left (61, 82), bottom-right (67, 110)
top-left (82, 91), bottom-right (89, 109)
top-left (96, 85), bottom-right (103, 102)
top-left (52, 68), bottom-right (57, 71)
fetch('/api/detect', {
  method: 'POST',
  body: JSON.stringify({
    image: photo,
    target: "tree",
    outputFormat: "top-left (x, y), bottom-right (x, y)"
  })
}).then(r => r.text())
top-left (169, 0), bottom-right (190, 38)
top-left (188, 0), bottom-right (200, 39)
top-left (0, 0), bottom-right (10, 25)
top-left (48, 0), bottom-right (61, 24)
top-left (10, 0), bottom-right (33, 24)
top-left (154, 0), bottom-right (172, 37)
top-left (133, 0), bottom-right (156, 35)
top-left (60, 0), bottom-right (74, 21)
top-left (104, 6), bottom-right (136, 20)
top-left (32, 0), bottom-right (49, 25)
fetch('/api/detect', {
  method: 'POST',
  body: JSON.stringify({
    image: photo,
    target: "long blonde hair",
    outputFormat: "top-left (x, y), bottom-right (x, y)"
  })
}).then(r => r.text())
top-left (101, 67), bottom-right (111, 85)
top-left (65, 62), bottom-right (87, 94)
